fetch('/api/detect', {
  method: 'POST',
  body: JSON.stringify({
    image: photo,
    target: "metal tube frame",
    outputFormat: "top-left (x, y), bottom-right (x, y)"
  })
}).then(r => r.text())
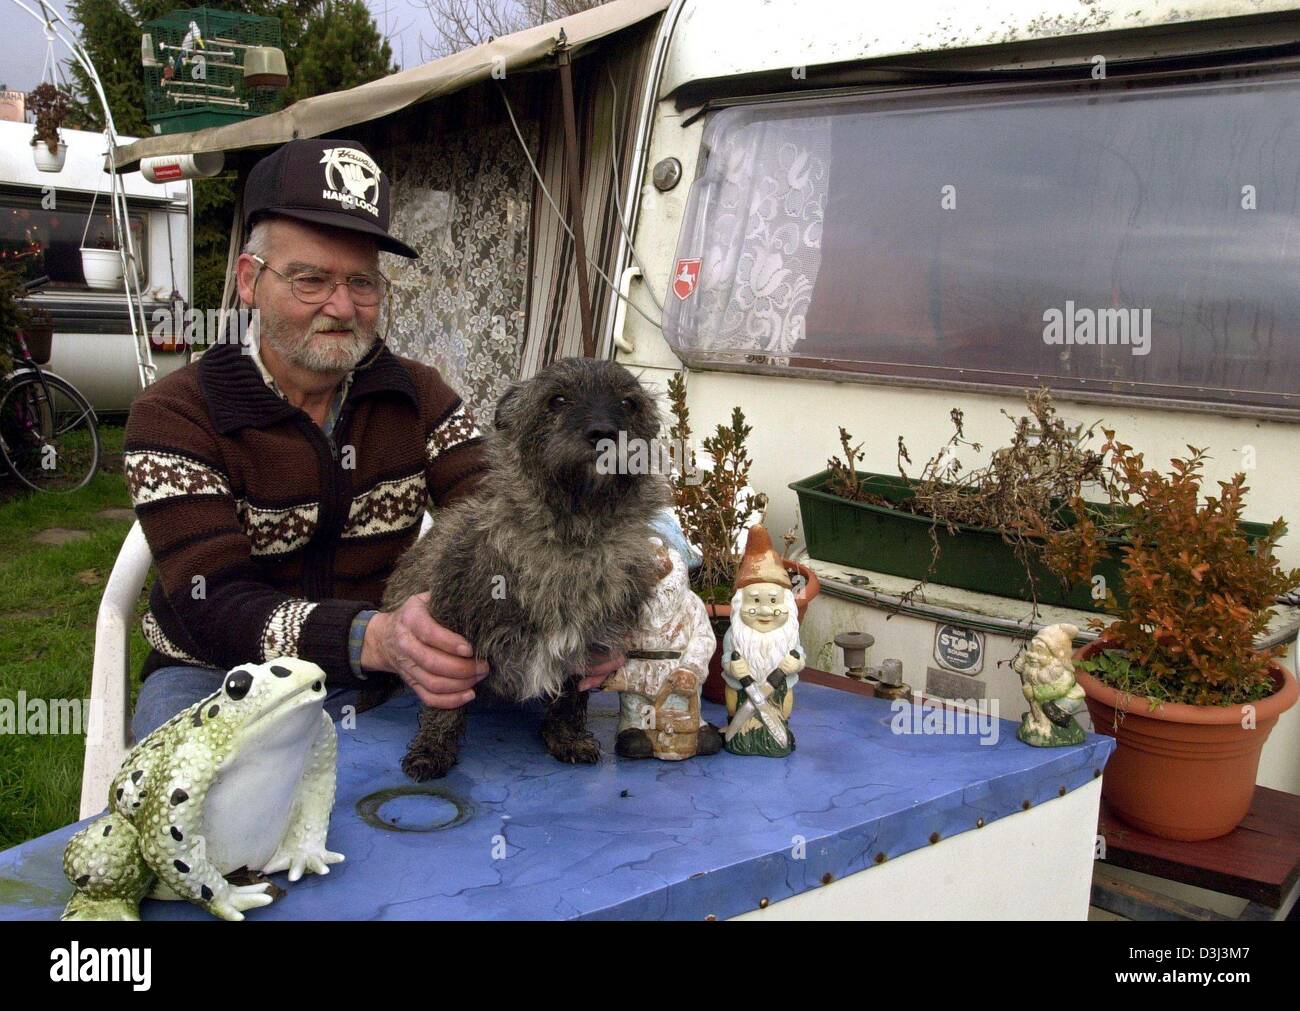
top-left (13, 0), bottom-right (158, 391)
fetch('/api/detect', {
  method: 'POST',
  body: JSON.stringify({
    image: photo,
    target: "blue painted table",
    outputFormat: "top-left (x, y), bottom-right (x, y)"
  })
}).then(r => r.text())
top-left (0, 680), bottom-right (1114, 920)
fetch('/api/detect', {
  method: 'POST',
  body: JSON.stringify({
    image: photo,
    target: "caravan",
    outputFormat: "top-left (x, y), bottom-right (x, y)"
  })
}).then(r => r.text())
top-left (608, 0), bottom-right (1300, 800)
top-left (1, 120), bottom-right (191, 413)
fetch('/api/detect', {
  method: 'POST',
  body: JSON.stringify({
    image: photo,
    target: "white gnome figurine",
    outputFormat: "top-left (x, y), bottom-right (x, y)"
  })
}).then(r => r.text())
top-left (721, 524), bottom-right (804, 758)
top-left (604, 537), bottom-right (722, 760)
top-left (1015, 623), bottom-right (1087, 747)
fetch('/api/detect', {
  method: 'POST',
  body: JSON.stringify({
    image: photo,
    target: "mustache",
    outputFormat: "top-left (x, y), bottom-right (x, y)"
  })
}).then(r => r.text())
top-left (307, 316), bottom-right (365, 338)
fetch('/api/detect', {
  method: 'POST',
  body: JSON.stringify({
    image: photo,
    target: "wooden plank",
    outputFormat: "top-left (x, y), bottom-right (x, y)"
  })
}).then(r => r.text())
top-left (801, 667), bottom-right (878, 698)
top-left (1097, 789), bottom-right (1300, 909)
top-left (1091, 866), bottom-right (1233, 921)
top-left (1240, 786), bottom-right (1300, 839)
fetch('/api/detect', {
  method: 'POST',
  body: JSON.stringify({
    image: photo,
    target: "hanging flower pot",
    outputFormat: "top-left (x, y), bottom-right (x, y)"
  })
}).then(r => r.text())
top-left (80, 247), bottom-right (124, 290)
top-left (78, 177), bottom-right (126, 291)
top-left (27, 83), bottom-right (72, 174)
top-left (32, 139), bottom-right (67, 173)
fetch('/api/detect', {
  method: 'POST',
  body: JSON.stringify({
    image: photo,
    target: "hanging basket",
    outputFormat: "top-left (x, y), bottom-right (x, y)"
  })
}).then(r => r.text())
top-left (30, 34), bottom-right (72, 173)
top-left (78, 170), bottom-right (126, 290)
top-left (80, 248), bottom-right (124, 290)
top-left (32, 139), bottom-right (67, 173)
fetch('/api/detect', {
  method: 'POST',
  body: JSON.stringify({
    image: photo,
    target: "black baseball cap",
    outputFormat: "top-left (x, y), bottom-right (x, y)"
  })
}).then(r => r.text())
top-left (242, 138), bottom-right (418, 259)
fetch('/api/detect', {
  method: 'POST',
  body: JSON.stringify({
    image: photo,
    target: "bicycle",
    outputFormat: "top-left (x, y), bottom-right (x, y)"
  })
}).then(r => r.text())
top-left (1, 276), bottom-right (101, 493)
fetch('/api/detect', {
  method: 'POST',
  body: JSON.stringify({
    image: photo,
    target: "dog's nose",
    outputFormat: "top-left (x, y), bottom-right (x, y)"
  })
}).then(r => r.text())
top-left (584, 424), bottom-right (619, 448)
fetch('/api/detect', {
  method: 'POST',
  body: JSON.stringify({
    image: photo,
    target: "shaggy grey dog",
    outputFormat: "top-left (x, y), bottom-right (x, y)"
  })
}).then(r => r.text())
top-left (383, 357), bottom-right (669, 781)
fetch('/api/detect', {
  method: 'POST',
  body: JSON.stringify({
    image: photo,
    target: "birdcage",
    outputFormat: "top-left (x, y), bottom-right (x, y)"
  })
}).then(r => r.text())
top-left (141, 7), bottom-right (288, 135)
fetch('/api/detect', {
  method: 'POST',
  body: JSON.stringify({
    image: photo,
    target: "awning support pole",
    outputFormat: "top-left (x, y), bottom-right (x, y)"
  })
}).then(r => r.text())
top-left (556, 39), bottom-right (596, 358)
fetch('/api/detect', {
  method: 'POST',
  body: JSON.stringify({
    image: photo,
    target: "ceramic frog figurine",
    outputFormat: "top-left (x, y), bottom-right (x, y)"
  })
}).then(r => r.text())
top-left (62, 658), bottom-right (344, 921)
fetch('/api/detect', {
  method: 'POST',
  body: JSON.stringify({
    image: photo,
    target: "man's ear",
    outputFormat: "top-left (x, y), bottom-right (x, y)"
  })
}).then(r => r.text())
top-left (493, 383), bottom-right (524, 431)
top-left (235, 253), bottom-right (261, 308)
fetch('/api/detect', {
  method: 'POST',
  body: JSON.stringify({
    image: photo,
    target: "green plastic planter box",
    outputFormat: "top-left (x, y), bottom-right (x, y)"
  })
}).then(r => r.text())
top-left (790, 470), bottom-right (1271, 611)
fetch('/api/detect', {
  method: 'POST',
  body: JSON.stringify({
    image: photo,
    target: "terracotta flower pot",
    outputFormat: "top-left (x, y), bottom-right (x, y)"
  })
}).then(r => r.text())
top-left (1074, 638), bottom-right (1299, 841)
top-left (700, 560), bottom-right (820, 705)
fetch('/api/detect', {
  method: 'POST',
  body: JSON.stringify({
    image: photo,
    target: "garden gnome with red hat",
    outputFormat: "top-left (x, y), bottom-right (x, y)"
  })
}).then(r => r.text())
top-left (721, 523), bottom-right (805, 757)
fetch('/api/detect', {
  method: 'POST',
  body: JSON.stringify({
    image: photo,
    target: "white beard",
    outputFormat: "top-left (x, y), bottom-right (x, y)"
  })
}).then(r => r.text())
top-left (260, 307), bottom-right (375, 374)
top-left (729, 588), bottom-right (801, 683)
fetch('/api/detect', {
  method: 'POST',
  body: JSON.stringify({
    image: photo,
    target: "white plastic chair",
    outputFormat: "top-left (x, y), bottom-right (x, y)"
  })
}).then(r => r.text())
top-left (80, 512), bottom-right (434, 818)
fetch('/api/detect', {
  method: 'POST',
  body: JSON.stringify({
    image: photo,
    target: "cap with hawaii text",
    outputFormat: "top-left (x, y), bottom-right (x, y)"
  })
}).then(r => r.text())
top-left (242, 138), bottom-right (418, 258)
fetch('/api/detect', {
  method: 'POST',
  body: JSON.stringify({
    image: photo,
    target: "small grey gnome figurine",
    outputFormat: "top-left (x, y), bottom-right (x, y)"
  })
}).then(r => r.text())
top-left (603, 537), bottom-right (721, 760)
top-left (1015, 623), bottom-right (1087, 746)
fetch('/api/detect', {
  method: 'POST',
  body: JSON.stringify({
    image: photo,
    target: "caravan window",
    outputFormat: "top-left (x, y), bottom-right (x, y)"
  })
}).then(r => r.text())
top-left (663, 66), bottom-right (1300, 412)
top-left (0, 193), bottom-right (146, 290)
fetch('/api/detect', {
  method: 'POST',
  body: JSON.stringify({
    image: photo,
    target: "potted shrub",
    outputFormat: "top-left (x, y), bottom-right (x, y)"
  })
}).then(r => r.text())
top-left (28, 83), bottom-right (72, 173)
top-left (80, 233), bottom-right (124, 291)
top-left (667, 372), bottom-right (819, 703)
top-left (1040, 433), bottom-right (1300, 840)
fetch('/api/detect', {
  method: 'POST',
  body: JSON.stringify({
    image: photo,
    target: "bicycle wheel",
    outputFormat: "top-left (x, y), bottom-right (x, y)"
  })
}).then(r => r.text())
top-left (0, 371), bottom-right (101, 493)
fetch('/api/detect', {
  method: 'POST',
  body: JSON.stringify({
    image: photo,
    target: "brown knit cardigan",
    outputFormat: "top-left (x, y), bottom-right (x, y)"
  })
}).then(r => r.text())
top-left (122, 338), bottom-right (487, 687)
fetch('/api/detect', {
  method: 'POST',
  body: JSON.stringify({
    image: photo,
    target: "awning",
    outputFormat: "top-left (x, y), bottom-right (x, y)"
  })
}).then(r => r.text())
top-left (112, 0), bottom-right (668, 171)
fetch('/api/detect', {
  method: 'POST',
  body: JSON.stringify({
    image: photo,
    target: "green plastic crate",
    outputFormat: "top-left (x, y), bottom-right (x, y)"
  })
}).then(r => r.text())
top-left (790, 469), bottom-right (1272, 611)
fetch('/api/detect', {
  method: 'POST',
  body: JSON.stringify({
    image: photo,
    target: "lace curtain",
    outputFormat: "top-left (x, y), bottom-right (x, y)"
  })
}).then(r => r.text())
top-left (382, 119), bottom-right (539, 418)
top-left (690, 116), bottom-right (831, 360)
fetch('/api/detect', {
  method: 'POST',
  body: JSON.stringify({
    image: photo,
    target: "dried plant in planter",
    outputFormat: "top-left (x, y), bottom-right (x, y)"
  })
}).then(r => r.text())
top-left (27, 83), bottom-right (73, 155)
top-left (1038, 433), bottom-right (1300, 706)
top-left (826, 388), bottom-right (1108, 605)
top-left (667, 371), bottom-right (766, 604)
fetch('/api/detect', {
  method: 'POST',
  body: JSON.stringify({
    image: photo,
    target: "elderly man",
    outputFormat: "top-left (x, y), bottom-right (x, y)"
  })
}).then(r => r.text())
top-left (123, 138), bottom-right (622, 740)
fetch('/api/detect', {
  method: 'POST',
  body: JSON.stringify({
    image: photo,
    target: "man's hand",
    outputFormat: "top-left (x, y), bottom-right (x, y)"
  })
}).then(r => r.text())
top-left (362, 592), bottom-right (488, 708)
top-left (577, 647), bottom-right (626, 692)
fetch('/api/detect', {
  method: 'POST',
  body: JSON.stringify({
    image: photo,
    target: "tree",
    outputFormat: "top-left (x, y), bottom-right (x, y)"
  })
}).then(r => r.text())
top-left (63, 0), bottom-right (148, 134)
top-left (288, 1), bottom-right (399, 104)
top-left (64, 1), bottom-right (397, 311)
top-left (414, 0), bottom-right (609, 60)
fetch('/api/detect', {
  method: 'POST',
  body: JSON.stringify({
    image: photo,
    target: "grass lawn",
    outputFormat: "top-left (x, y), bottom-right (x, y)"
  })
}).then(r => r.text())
top-left (0, 424), bottom-right (152, 849)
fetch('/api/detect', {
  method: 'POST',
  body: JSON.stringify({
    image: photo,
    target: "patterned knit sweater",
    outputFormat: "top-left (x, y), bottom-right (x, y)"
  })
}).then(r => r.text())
top-left (122, 338), bottom-right (486, 687)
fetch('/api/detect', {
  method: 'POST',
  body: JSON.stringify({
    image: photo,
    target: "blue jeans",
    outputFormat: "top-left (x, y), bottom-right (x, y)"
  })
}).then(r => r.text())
top-left (131, 664), bottom-right (362, 743)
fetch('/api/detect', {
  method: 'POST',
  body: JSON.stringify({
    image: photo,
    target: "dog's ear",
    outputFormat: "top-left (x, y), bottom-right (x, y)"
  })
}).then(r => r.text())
top-left (493, 383), bottom-right (524, 431)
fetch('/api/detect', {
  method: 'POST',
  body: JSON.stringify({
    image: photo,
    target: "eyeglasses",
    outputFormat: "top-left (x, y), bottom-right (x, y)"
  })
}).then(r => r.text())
top-left (249, 254), bottom-right (389, 307)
